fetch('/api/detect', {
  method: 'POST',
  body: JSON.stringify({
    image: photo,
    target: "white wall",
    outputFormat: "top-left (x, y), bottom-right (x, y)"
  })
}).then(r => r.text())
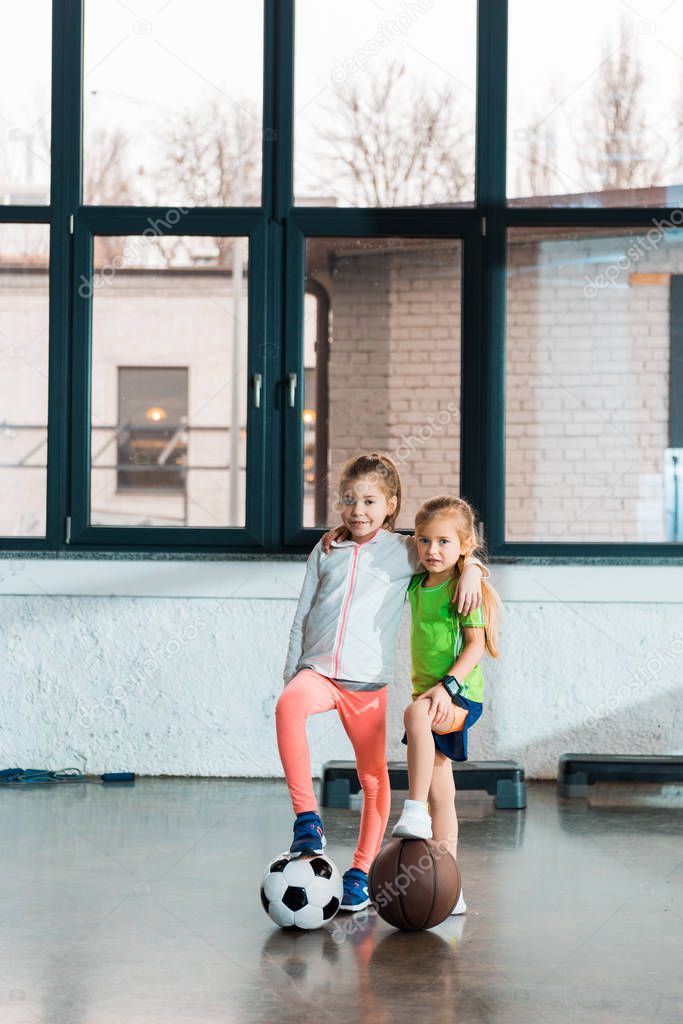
top-left (1, 559), bottom-right (682, 780)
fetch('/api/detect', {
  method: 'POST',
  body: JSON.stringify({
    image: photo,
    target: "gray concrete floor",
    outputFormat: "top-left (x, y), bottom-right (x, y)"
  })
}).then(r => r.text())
top-left (0, 777), bottom-right (681, 1023)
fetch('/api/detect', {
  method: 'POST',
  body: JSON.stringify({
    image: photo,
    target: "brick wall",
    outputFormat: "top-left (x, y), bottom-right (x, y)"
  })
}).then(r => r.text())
top-left (505, 231), bottom-right (677, 542)
top-left (322, 231), bottom-right (679, 541)
top-left (2, 230), bottom-right (679, 541)
top-left (325, 243), bottom-right (462, 529)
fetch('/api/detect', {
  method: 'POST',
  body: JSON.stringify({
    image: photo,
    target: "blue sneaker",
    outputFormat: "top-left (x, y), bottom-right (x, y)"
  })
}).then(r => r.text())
top-left (289, 810), bottom-right (326, 857)
top-left (340, 868), bottom-right (371, 912)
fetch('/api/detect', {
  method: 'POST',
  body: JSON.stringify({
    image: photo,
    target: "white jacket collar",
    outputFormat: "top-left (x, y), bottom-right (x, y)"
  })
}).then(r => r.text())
top-left (330, 527), bottom-right (388, 547)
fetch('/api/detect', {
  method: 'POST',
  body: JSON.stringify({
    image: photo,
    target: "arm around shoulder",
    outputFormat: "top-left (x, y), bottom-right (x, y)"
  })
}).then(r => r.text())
top-left (453, 558), bottom-right (489, 615)
top-left (463, 554), bottom-right (490, 580)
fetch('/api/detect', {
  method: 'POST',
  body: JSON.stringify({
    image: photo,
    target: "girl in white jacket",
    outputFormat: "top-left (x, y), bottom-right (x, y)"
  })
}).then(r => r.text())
top-left (275, 452), bottom-right (487, 912)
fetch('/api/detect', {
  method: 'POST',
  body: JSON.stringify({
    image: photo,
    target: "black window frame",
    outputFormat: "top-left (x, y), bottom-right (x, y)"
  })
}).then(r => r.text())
top-left (0, 0), bottom-right (680, 559)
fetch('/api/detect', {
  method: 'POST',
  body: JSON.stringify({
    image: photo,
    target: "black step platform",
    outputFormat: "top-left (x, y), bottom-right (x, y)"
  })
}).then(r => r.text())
top-left (558, 753), bottom-right (683, 798)
top-left (321, 759), bottom-right (526, 810)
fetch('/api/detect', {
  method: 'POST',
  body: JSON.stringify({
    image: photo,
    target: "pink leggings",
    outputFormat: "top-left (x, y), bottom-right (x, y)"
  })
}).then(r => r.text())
top-left (275, 669), bottom-right (391, 873)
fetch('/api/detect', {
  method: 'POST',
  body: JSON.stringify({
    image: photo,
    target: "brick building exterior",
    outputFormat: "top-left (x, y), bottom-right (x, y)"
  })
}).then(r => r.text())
top-left (1, 224), bottom-right (680, 541)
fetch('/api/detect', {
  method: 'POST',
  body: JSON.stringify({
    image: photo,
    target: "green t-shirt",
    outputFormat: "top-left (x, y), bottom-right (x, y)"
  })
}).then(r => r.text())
top-left (407, 571), bottom-right (486, 702)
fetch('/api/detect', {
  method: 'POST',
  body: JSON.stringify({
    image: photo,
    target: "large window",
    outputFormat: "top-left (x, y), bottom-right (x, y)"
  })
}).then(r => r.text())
top-left (507, 0), bottom-right (683, 208)
top-left (82, 1), bottom-right (264, 206)
top-left (88, 235), bottom-right (249, 529)
top-left (0, 3), bottom-right (51, 206)
top-left (1, 1), bottom-right (681, 557)
top-left (0, 225), bottom-right (50, 536)
top-left (294, 0), bottom-right (477, 207)
top-left (302, 237), bottom-right (463, 528)
top-left (506, 226), bottom-right (683, 543)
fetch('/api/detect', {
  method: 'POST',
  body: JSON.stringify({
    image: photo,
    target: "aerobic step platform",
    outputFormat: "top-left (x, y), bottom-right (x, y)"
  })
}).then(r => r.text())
top-left (558, 753), bottom-right (683, 798)
top-left (321, 759), bottom-right (526, 810)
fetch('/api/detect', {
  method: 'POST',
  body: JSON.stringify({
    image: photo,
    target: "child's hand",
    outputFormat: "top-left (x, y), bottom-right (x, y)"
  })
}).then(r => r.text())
top-left (418, 686), bottom-right (452, 728)
top-left (321, 524), bottom-right (349, 553)
top-left (452, 563), bottom-right (482, 615)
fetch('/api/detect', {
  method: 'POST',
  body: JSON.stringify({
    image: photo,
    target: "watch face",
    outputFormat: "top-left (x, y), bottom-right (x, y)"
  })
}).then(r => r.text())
top-left (444, 676), bottom-right (460, 697)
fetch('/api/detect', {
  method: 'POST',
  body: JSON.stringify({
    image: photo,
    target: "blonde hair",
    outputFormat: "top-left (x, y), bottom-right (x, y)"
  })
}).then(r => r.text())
top-left (338, 452), bottom-right (402, 531)
top-left (414, 495), bottom-right (501, 658)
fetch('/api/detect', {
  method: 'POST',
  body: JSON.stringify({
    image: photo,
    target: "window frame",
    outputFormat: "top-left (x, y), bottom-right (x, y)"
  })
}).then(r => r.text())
top-left (0, 0), bottom-right (680, 558)
top-left (282, 211), bottom-right (484, 547)
top-left (496, 208), bottom-right (683, 558)
top-left (69, 207), bottom-right (269, 549)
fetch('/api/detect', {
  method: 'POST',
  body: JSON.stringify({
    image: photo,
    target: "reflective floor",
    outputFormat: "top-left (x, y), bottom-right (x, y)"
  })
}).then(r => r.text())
top-left (0, 777), bottom-right (682, 1023)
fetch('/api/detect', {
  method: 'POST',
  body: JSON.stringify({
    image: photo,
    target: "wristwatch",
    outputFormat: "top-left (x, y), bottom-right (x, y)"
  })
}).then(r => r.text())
top-left (439, 674), bottom-right (463, 701)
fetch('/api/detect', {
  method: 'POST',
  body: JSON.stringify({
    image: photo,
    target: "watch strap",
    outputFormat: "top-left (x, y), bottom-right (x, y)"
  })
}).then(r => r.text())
top-left (440, 674), bottom-right (462, 700)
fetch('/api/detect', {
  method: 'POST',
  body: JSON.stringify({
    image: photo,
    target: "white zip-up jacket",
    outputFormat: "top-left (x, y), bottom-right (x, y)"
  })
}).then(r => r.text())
top-left (283, 528), bottom-right (487, 687)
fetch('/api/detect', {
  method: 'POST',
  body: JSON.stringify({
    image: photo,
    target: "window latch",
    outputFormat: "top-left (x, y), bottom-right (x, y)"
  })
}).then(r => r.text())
top-left (287, 372), bottom-right (297, 408)
top-left (252, 372), bottom-right (262, 408)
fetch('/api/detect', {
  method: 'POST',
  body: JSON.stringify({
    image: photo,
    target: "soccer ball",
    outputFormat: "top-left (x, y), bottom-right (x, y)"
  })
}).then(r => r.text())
top-left (260, 851), bottom-right (343, 929)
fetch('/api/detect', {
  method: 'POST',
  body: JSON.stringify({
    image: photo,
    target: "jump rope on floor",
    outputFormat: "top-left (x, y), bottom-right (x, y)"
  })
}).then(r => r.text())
top-left (0, 768), bottom-right (135, 786)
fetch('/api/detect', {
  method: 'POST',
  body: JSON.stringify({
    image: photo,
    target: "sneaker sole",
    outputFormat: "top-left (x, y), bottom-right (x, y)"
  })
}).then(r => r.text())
top-left (289, 836), bottom-right (327, 857)
top-left (391, 824), bottom-right (432, 840)
top-left (339, 897), bottom-right (371, 912)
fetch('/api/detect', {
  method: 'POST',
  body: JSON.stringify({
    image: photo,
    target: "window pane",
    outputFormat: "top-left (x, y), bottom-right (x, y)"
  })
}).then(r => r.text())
top-left (506, 225), bottom-right (683, 542)
top-left (0, 225), bottom-right (50, 536)
top-left (508, 0), bottom-right (683, 207)
top-left (89, 235), bottom-right (249, 527)
top-left (294, 2), bottom-right (476, 207)
top-left (0, 3), bottom-right (51, 205)
top-left (117, 368), bottom-right (188, 492)
top-left (83, 1), bottom-right (264, 206)
top-left (303, 238), bottom-right (462, 528)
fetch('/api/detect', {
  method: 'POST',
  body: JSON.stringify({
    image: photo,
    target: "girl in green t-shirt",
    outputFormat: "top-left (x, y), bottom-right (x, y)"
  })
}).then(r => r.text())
top-left (392, 495), bottom-right (501, 914)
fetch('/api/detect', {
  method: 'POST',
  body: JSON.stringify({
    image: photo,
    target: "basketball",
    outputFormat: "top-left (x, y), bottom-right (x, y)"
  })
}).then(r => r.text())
top-left (368, 837), bottom-right (461, 931)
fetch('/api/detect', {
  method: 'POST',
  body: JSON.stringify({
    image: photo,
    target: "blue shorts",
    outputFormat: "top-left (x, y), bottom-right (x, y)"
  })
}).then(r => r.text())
top-left (401, 694), bottom-right (483, 763)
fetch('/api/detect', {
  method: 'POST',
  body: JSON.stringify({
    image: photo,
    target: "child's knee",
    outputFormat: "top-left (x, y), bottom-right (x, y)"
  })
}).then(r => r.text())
top-left (403, 700), bottom-right (428, 729)
top-left (356, 761), bottom-right (389, 796)
top-left (275, 685), bottom-right (299, 720)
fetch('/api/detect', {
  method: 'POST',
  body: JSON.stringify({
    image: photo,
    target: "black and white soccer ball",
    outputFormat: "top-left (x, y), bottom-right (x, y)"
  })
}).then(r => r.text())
top-left (260, 851), bottom-right (343, 929)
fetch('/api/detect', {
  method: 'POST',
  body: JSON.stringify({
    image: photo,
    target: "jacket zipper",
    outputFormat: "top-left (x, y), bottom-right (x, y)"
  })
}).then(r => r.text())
top-left (332, 544), bottom-right (360, 678)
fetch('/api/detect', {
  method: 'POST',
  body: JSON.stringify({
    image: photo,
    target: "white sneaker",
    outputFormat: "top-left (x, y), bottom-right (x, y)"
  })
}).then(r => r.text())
top-left (450, 889), bottom-right (467, 915)
top-left (391, 800), bottom-right (432, 839)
